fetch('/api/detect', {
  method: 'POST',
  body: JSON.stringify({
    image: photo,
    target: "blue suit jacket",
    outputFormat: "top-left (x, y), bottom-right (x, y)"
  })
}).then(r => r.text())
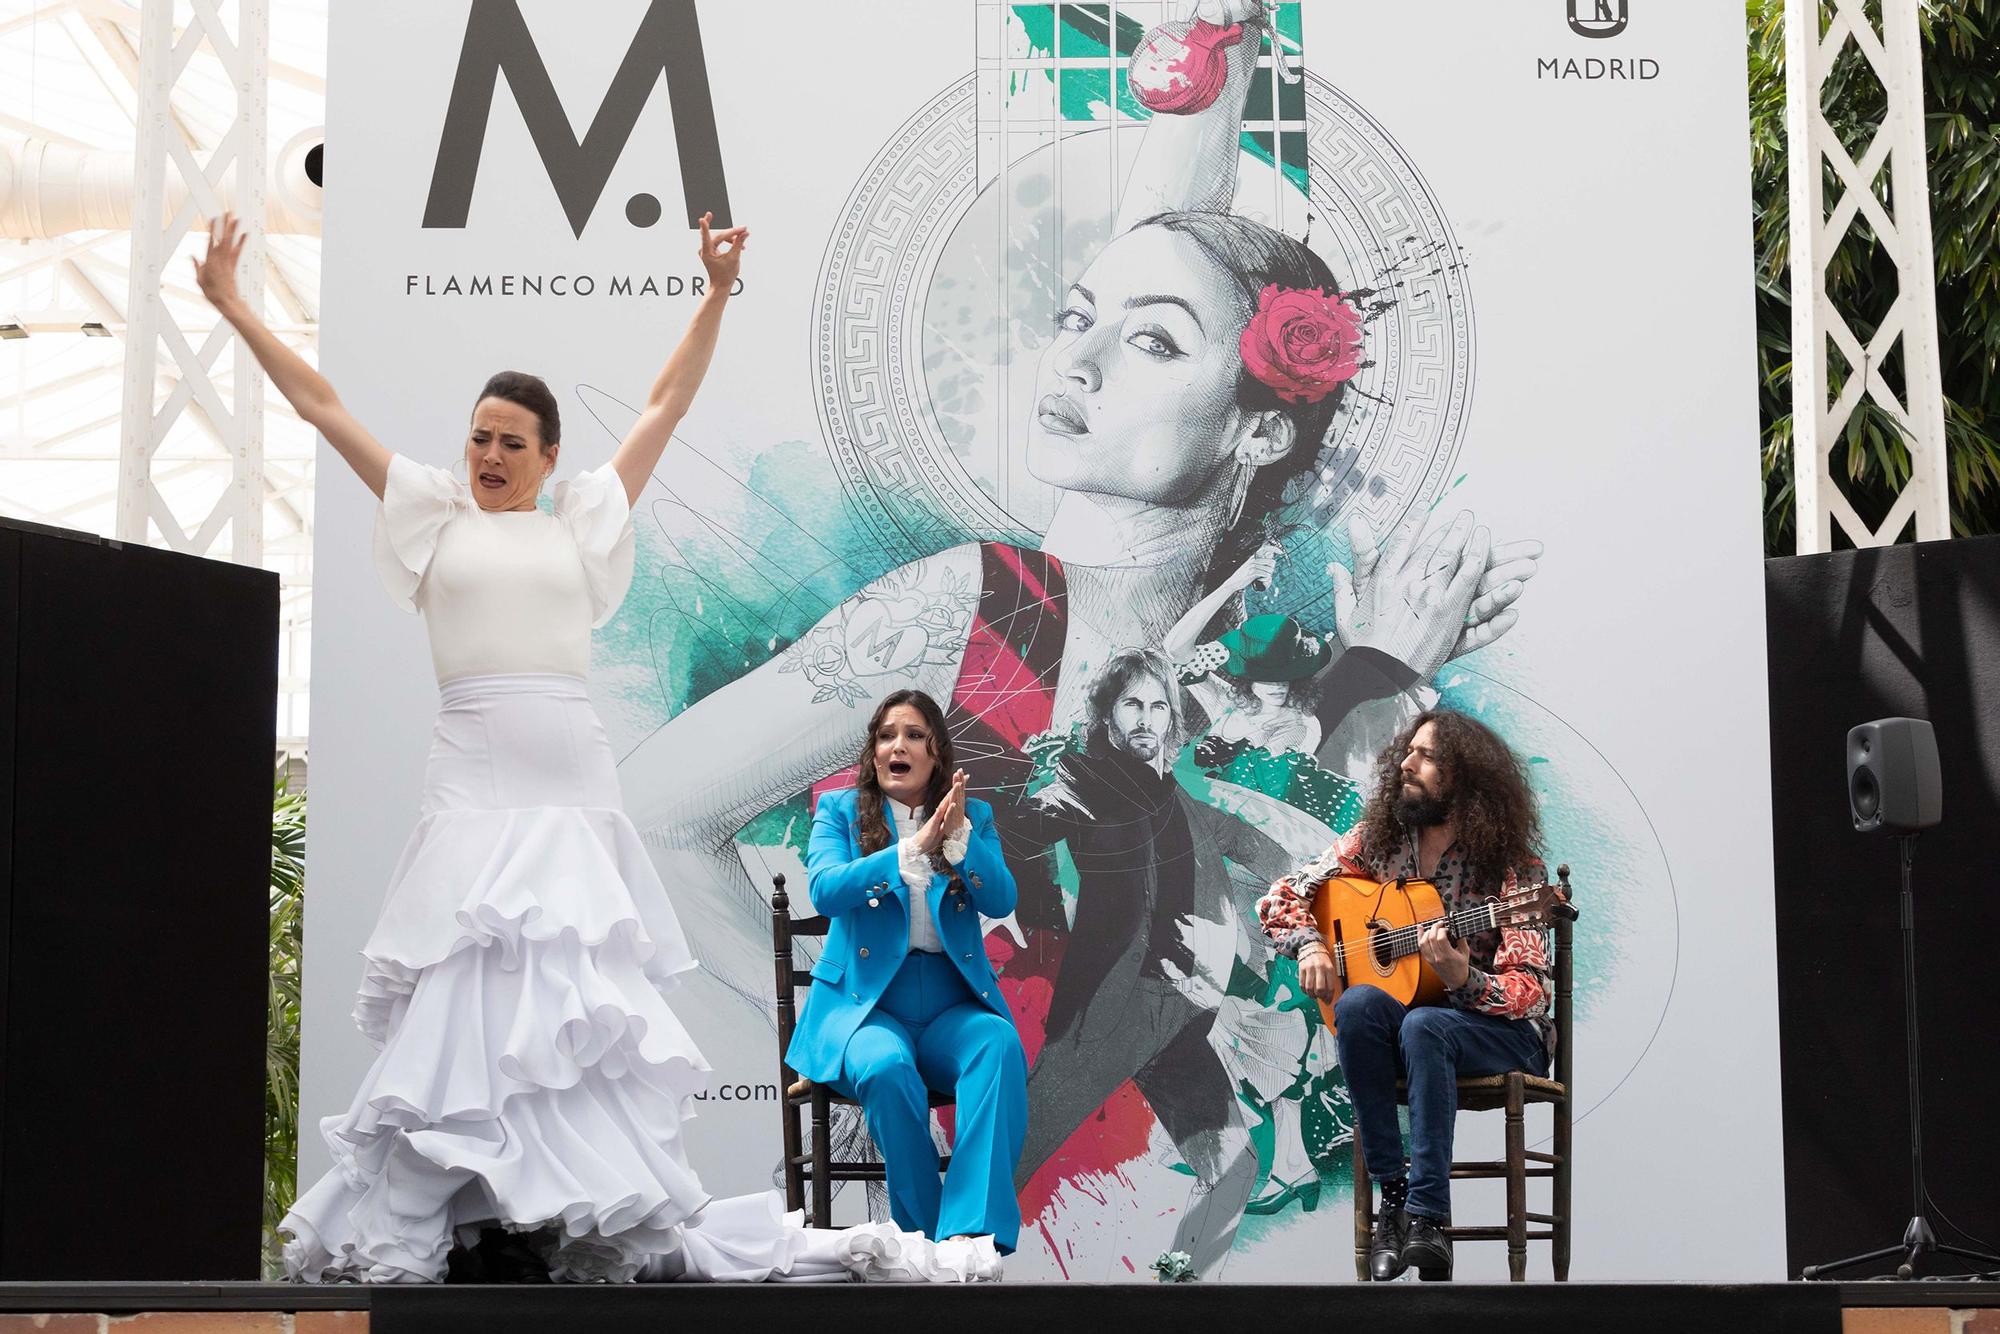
top-left (784, 788), bottom-right (1019, 1084)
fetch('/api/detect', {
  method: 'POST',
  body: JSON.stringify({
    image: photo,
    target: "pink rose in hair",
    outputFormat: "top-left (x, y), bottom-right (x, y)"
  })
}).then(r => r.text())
top-left (1238, 285), bottom-right (1366, 405)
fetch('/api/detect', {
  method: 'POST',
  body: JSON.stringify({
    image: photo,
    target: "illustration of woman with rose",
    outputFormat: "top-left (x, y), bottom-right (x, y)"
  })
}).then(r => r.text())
top-left (619, 0), bottom-right (1537, 1274)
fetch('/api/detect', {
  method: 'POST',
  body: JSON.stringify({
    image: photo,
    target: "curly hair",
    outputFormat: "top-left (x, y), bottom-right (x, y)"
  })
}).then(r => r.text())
top-left (853, 689), bottom-right (957, 858)
top-left (1354, 709), bottom-right (1542, 886)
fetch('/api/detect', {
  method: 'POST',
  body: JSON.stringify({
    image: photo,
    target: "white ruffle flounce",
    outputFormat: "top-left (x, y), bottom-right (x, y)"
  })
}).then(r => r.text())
top-left (283, 796), bottom-right (717, 1283)
top-left (281, 795), bottom-right (1001, 1283)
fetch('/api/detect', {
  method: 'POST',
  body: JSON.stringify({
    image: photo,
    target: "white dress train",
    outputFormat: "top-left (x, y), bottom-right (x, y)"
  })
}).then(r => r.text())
top-left (280, 456), bottom-right (995, 1283)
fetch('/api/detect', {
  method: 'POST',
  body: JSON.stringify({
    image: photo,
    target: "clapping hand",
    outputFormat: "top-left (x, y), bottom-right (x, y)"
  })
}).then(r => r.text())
top-left (916, 769), bottom-right (970, 856)
top-left (1329, 510), bottom-right (1541, 680)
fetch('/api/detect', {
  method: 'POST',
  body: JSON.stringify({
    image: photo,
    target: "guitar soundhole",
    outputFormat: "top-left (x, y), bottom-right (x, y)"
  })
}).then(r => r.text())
top-left (1367, 920), bottom-right (1393, 971)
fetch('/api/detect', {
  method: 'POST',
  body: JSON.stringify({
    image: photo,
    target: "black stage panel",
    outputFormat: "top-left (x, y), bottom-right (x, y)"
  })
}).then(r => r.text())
top-left (1766, 535), bottom-right (2000, 1279)
top-left (372, 1281), bottom-right (1844, 1334)
top-left (0, 518), bottom-right (276, 1279)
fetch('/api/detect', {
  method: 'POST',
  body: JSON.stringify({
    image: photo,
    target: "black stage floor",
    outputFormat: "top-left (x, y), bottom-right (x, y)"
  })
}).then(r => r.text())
top-left (13, 1278), bottom-right (1993, 1332)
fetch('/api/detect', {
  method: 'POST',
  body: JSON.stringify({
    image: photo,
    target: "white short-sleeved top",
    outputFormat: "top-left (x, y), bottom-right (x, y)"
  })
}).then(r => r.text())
top-left (371, 453), bottom-right (636, 683)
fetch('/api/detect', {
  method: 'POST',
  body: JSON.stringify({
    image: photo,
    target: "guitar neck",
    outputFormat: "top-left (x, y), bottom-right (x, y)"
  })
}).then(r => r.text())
top-left (1338, 901), bottom-right (1499, 969)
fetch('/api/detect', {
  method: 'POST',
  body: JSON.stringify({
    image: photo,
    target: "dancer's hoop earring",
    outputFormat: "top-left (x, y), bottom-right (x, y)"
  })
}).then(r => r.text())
top-left (1227, 457), bottom-right (1256, 530)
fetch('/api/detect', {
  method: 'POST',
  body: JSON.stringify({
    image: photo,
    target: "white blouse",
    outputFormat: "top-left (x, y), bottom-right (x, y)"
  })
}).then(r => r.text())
top-left (889, 798), bottom-right (970, 954)
top-left (372, 453), bottom-right (636, 683)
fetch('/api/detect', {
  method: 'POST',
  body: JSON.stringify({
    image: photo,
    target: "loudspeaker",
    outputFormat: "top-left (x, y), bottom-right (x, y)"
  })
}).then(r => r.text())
top-left (0, 517), bottom-right (275, 1279)
top-left (1846, 717), bottom-right (1942, 833)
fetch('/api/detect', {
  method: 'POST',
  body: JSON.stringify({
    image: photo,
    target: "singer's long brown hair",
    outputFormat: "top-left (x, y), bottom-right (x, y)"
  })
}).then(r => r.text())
top-left (853, 689), bottom-right (957, 857)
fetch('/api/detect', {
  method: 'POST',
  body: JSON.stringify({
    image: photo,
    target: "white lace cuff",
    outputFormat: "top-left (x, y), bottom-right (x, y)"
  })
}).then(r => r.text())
top-left (896, 835), bottom-right (933, 895)
top-left (941, 821), bottom-right (971, 866)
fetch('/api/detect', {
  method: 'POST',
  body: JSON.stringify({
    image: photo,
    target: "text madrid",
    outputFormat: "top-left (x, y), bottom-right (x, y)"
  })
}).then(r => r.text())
top-left (1536, 55), bottom-right (1662, 80)
top-left (401, 274), bottom-right (749, 298)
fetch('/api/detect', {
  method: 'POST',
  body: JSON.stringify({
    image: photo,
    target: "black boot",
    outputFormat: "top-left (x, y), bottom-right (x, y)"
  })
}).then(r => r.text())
top-left (1402, 1213), bottom-right (1454, 1281)
top-left (1369, 1180), bottom-right (1410, 1281)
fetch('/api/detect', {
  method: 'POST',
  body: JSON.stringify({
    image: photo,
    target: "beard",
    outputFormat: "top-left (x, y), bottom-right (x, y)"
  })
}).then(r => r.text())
top-left (1118, 729), bottom-right (1160, 761)
top-left (1394, 789), bottom-right (1453, 829)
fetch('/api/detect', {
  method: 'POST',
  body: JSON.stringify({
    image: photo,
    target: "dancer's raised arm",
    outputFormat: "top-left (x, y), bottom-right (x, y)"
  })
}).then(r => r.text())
top-left (610, 213), bottom-right (747, 505)
top-left (194, 212), bottom-right (392, 498)
top-left (1115, 0), bottom-right (1272, 232)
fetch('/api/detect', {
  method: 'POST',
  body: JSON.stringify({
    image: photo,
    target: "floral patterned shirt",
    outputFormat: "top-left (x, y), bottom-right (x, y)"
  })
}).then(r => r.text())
top-left (1256, 829), bottom-right (1554, 1052)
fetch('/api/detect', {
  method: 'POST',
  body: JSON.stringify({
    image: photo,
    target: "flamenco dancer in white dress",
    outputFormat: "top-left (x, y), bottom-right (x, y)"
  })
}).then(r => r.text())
top-left (195, 213), bottom-right (995, 1283)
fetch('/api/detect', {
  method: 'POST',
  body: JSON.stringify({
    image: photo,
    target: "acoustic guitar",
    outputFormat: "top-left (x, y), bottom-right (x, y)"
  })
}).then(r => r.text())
top-left (1304, 864), bottom-right (1572, 1037)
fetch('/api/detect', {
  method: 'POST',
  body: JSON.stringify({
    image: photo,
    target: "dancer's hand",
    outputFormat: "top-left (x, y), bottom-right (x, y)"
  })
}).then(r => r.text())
top-left (192, 212), bottom-right (249, 314)
top-left (1192, 0), bottom-right (1269, 25)
top-left (698, 212), bottom-right (749, 291)
top-left (917, 769), bottom-right (969, 856)
top-left (1224, 540), bottom-right (1282, 596)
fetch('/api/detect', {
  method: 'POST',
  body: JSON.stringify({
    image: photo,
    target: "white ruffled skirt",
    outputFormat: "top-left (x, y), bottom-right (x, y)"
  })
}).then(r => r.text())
top-left (281, 674), bottom-right (992, 1284)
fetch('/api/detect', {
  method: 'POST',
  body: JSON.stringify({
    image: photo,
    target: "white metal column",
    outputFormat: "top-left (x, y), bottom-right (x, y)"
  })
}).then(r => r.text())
top-left (1785, 0), bottom-right (1950, 552)
top-left (117, 0), bottom-right (269, 565)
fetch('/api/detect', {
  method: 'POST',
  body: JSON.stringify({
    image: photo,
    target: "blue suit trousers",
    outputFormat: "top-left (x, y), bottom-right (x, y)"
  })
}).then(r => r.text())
top-left (832, 951), bottom-right (1027, 1251)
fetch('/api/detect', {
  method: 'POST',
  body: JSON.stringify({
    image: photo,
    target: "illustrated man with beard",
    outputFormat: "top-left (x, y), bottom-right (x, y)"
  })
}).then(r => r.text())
top-left (1010, 647), bottom-right (1291, 1277)
top-left (1257, 710), bottom-right (1553, 1282)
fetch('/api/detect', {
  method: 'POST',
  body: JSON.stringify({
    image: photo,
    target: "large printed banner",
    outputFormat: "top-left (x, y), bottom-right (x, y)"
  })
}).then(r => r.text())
top-left (307, 0), bottom-right (1782, 1280)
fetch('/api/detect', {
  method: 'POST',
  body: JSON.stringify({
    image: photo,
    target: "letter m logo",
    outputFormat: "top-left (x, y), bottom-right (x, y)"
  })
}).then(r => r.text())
top-left (424, 0), bottom-right (731, 237)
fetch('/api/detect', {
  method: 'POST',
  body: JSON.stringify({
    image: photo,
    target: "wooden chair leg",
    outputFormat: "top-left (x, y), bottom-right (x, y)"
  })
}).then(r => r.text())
top-left (781, 1082), bottom-right (805, 1214)
top-left (1553, 1091), bottom-right (1572, 1282)
top-left (1504, 1074), bottom-right (1527, 1282)
top-left (810, 1087), bottom-right (833, 1229)
top-left (1351, 1126), bottom-right (1372, 1282)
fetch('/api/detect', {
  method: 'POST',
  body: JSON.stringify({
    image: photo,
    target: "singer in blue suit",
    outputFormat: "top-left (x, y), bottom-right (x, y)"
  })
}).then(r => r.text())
top-left (785, 689), bottom-right (1028, 1253)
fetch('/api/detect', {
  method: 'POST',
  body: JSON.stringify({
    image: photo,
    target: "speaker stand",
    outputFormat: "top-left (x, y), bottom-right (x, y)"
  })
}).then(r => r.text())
top-left (1802, 835), bottom-right (2000, 1280)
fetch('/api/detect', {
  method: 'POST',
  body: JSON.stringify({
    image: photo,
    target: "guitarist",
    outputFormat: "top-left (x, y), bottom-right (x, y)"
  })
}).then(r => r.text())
top-left (1256, 710), bottom-right (1553, 1281)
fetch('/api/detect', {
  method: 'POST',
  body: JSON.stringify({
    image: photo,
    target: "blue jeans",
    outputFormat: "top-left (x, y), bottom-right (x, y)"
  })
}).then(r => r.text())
top-left (832, 951), bottom-right (1028, 1250)
top-left (1333, 985), bottom-right (1548, 1222)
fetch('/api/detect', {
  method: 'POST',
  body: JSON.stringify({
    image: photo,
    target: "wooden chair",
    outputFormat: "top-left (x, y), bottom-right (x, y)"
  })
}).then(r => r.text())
top-left (771, 873), bottom-right (953, 1227)
top-left (1350, 867), bottom-right (1575, 1282)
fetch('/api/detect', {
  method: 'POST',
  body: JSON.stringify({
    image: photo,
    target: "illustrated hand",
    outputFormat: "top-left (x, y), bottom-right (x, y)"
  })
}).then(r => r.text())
top-left (1417, 922), bottom-right (1472, 991)
top-left (1329, 509), bottom-right (1491, 682)
top-left (191, 211), bottom-right (249, 312)
top-left (1226, 540), bottom-right (1283, 596)
top-left (916, 769), bottom-right (969, 856)
top-left (1297, 945), bottom-right (1336, 1002)
top-left (1192, 0), bottom-right (1270, 26)
top-left (1451, 537), bottom-right (1544, 660)
top-left (697, 212), bottom-right (748, 291)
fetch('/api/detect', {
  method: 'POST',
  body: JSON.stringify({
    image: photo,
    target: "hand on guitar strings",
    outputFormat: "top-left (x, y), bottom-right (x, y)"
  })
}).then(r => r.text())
top-left (1417, 921), bottom-right (1473, 991)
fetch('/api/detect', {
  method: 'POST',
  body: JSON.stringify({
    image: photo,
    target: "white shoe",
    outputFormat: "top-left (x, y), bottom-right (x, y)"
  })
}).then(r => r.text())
top-left (931, 1234), bottom-right (1004, 1282)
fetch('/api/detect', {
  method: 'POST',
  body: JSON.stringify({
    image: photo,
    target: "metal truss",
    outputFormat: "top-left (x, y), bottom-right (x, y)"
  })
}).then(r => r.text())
top-left (115, 0), bottom-right (269, 563)
top-left (1785, 0), bottom-right (1951, 550)
top-left (2, 0), bottom-right (318, 750)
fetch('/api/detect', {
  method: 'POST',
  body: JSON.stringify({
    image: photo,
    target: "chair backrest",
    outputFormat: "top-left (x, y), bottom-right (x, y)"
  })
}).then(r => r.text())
top-left (770, 873), bottom-right (830, 1057)
top-left (1554, 863), bottom-right (1575, 1094)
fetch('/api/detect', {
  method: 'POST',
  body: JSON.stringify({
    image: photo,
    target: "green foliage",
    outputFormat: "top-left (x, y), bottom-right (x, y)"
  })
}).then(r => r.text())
top-left (1748, 0), bottom-right (2000, 553)
top-left (265, 764), bottom-right (305, 1278)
